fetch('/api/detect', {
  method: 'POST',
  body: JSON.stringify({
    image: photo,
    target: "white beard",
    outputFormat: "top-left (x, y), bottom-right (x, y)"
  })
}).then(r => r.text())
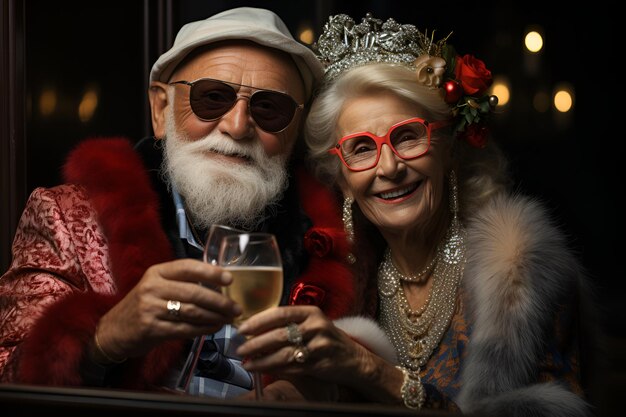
top-left (161, 108), bottom-right (289, 231)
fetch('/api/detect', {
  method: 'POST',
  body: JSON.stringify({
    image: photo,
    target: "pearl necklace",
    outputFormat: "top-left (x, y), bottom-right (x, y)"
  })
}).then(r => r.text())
top-left (377, 218), bottom-right (466, 372)
top-left (382, 249), bottom-right (437, 284)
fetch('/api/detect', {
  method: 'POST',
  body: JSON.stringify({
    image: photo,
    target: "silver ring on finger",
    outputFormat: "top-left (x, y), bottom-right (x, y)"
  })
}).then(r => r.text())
top-left (286, 322), bottom-right (303, 345)
top-left (166, 299), bottom-right (181, 317)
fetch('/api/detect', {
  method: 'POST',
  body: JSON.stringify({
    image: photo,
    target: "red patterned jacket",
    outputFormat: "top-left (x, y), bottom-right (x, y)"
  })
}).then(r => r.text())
top-left (0, 137), bottom-right (358, 389)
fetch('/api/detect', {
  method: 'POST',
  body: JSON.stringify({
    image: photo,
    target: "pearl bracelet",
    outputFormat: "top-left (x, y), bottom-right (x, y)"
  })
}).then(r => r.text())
top-left (396, 365), bottom-right (425, 409)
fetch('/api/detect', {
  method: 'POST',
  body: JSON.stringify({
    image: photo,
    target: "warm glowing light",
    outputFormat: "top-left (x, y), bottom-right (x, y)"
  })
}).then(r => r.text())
top-left (78, 88), bottom-right (98, 122)
top-left (298, 27), bottom-right (314, 44)
top-left (524, 31), bottom-right (543, 53)
top-left (39, 88), bottom-right (57, 117)
top-left (490, 76), bottom-right (510, 106)
top-left (533, 91), bottom-right (550, 113)
top-left (554, 90), bottom-right (573, 113)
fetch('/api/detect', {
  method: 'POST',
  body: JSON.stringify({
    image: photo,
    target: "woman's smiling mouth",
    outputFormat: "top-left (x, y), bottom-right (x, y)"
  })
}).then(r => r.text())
top-left (377, 180), bottom-right (422, 201)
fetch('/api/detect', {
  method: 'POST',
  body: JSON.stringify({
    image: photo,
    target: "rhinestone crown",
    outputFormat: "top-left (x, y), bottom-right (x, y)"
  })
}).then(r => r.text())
top-left (314, 13), bottom-right (449, 81)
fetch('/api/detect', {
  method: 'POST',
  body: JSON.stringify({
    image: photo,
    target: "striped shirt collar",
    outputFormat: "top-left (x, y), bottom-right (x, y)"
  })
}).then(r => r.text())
top-left (171, 186), bottom-right (204, 252)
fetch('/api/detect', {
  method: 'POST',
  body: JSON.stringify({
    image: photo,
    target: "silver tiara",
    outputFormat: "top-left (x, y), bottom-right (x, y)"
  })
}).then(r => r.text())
top-left (314, 13), bottom-right (449, 81)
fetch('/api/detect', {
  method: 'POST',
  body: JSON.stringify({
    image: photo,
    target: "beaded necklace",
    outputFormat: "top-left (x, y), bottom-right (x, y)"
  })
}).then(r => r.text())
top-left (377, 213), bottom-right (466, 372)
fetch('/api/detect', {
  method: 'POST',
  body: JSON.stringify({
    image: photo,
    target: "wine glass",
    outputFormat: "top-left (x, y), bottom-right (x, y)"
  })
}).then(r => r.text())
top-left (203, 224), bottom-right (246, 266)
top-left (218, 232), bottom-right (284, 400)
top-left (174, 224), bottom-right (245, 393)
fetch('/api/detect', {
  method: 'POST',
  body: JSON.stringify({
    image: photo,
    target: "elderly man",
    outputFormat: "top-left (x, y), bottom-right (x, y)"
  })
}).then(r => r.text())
top-left (0, 7), bottom-right (354, 398)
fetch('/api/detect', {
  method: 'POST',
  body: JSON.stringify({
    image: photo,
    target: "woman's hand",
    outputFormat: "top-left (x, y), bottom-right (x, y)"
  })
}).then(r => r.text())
top-left (94, 258), bottom-right (242, 359)
top-left (235, 305), bottom-right (376, 386)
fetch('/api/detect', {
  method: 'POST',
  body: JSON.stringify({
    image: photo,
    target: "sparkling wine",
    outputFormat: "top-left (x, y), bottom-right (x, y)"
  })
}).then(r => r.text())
top-left (223, 266), bottom-right (283, 326)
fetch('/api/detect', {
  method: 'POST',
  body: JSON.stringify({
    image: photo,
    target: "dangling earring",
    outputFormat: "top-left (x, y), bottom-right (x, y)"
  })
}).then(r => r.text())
top-left (443, 170), bottom-right (465, 263)
top-left (343, 197), bottom-right (356, 264)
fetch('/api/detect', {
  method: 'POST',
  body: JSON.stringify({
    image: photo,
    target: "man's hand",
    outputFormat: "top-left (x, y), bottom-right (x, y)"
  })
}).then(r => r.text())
top-left (94, 259), bottom-right (242, 359)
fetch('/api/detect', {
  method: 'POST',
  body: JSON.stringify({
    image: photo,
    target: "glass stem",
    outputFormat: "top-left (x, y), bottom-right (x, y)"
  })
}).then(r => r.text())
top-left (253, 371), bottom-right (263, 400)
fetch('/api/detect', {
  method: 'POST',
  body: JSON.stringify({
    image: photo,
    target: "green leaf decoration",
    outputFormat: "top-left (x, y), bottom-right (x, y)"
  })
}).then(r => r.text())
top-left (442, 44), bottom-right (457, 79)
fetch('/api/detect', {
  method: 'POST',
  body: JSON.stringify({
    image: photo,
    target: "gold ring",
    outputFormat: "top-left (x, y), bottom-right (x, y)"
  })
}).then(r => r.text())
top-left (166, 300), bottom-right (181, 317)
top-left (293, 346), bottom-right (310, 363)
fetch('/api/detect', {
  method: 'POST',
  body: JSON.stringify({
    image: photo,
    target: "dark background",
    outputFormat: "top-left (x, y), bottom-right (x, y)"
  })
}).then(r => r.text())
top-left (2, 0), bottom-right (622, 416)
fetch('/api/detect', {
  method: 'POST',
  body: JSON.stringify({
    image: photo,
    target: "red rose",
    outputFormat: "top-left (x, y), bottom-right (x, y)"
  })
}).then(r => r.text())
top-left (454, 54), bottom-right (493, 96)
top-left (458, 123), bottom-right (489, 148)
top-left (304, 229), bottom-right (334, 258)
top-left (289, 282), bottom-right (326, 306)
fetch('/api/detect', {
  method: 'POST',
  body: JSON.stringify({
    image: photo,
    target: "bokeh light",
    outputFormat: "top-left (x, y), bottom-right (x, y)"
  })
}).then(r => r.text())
top-left (524, 30), bottom-right (543, 53)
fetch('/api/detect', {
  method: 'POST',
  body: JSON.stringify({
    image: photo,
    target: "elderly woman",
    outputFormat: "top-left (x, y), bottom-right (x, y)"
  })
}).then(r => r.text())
top-left (236, 13), bottom-right (592, 416)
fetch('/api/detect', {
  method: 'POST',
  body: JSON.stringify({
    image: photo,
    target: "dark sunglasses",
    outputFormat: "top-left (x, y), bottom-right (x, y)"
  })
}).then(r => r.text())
top-left (169, 78), bottom-right (303, 133)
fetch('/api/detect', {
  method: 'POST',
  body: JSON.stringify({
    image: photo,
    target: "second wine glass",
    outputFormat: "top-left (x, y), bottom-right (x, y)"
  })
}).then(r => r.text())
top-left (218, 232), bottom-right (284, 400)
top-left (174, 224), bottom-right (244, 393)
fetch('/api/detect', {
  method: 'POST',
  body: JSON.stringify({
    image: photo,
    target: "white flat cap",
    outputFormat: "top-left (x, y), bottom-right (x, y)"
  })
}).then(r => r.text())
top-left (150, 7), bottom-right (323, 100)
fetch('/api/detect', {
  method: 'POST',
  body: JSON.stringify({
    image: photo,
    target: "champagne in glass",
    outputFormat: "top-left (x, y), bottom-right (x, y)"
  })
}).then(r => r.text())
top-left (222, 266), bottom-right (284, 328)
top-left (218, 232), bottom-right (284, 400)
top-left (174, 224), bottom-right (245, 393)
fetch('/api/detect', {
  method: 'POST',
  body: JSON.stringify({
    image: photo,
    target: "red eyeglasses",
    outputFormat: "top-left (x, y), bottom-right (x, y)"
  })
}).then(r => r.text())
top-left (169, 78), bottom-right (304, 133)
top-left (329, 117), bottom-right (449, 171)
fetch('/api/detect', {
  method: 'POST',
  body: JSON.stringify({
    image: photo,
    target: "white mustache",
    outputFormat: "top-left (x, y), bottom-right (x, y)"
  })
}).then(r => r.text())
top-left (182, 132), bottom-right (265, 164)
